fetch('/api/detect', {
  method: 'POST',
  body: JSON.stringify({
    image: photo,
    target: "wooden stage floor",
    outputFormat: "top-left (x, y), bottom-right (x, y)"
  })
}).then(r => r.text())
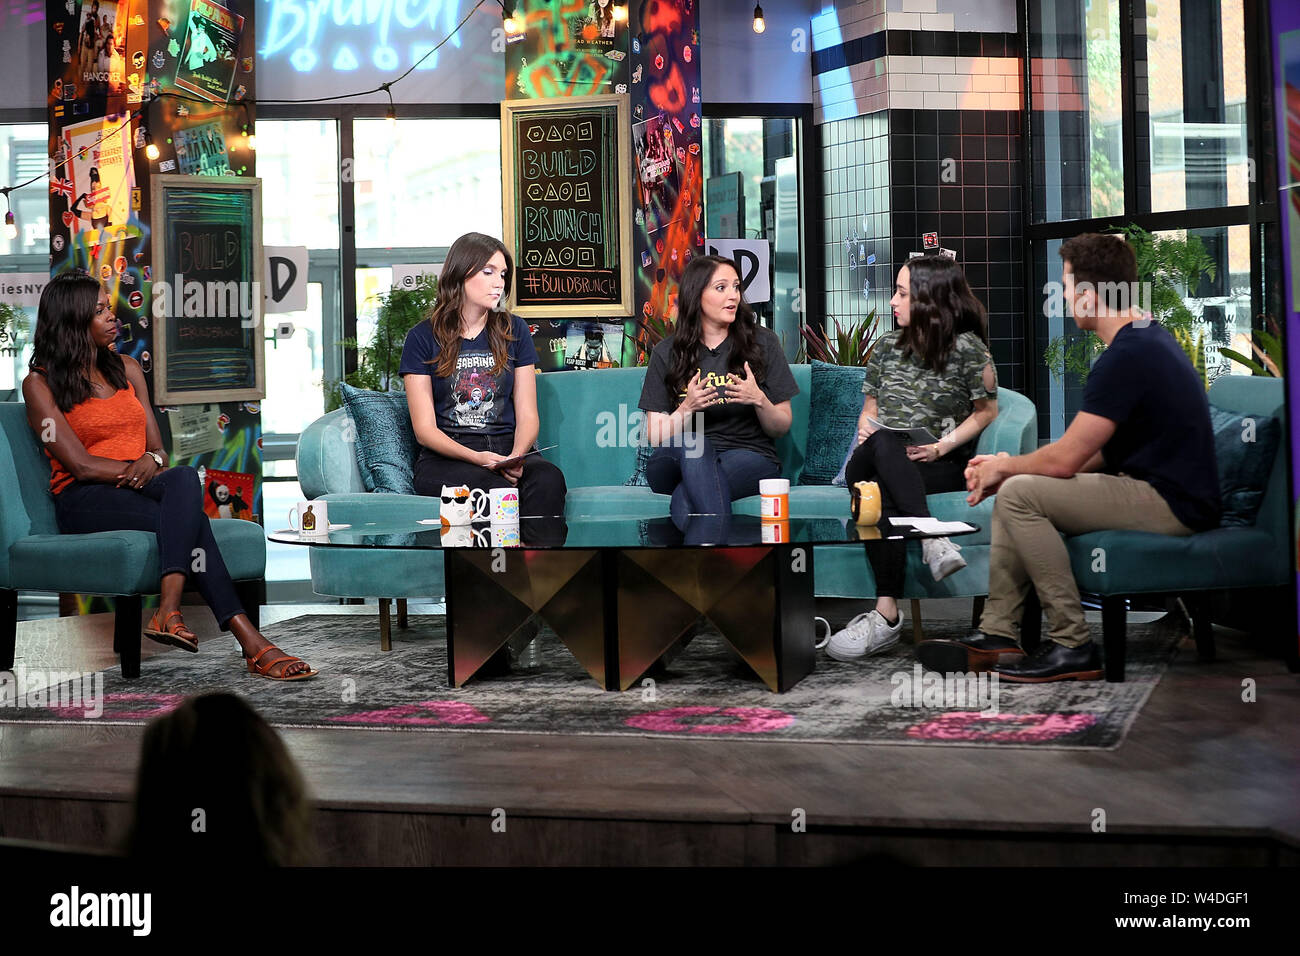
top-left (2, 600), bottom-right (1297, 866)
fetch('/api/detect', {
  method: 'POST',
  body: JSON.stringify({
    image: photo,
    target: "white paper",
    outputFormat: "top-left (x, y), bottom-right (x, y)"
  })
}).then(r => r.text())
top-left (168, 405), bottom-right (224, 458)
top-left (889, 517), bottom-right (975, 534)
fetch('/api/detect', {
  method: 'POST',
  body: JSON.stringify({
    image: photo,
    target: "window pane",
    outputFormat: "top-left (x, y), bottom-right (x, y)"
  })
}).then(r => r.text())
top-left (1145, 0), bottom-right (1248, 213)
top-left (353, 119), bottom-right (502, 248)
top-left (0, 123), bottom-right (49, 256)
top-left (258, 120), bottom-right (341, 248)
top-left (1030, 0), bottom-right (1123, 222)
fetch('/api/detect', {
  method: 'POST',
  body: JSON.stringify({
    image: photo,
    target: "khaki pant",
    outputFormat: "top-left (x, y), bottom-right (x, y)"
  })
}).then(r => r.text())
top-left (980, 473), bottom-right (1193, 647)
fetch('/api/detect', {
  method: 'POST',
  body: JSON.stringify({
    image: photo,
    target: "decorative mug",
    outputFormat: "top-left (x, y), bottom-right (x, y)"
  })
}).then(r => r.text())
top-left (490, 487), bottom-right (521, 524)
top-left (440, 485), bottom-right (490, 527)
top-left (288, 500), bottom-right (328, 535)
top-left (850, 480), bottom-right (882, 526)
top-left (440, 524), bottom-right (492, 548)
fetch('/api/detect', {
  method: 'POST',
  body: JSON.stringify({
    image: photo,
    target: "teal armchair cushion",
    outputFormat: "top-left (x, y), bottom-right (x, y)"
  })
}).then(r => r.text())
top-left (1209, 404), bottom-right (1280, 527)
top-left (338, 383), bottom-right (419, 495)
top-left (801, 361), bottom-right (867, 485)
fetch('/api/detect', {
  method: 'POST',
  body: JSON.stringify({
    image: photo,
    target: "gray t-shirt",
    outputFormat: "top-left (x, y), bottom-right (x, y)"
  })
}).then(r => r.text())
top-left (638, 326), bottom-right (798, 463)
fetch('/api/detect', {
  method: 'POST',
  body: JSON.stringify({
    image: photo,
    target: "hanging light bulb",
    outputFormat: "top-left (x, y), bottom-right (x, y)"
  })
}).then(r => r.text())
top-left (242, 124), bottom-right (257, 150)
top-left (502, 1), bottom-right (523, 38)
top-left (3, 211), bottom-right (16, 242)
top-left (753, 3), bottom-right (766, 33)
top-left (386, 105), bottom-right (397, 126)
top-left (144, 126), bottom-right (160, 161)
top-left (613, 2), bottom-right (628, 23)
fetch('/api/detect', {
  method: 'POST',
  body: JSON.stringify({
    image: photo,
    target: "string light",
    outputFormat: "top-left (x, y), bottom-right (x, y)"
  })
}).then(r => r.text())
top-left (383, 82), bottom-right (397, 126)
top-left (143, 125), bottom-right (159, 161)
top-left (613, 3), bottom-right (628, 23)
top-left (753, 4), bottom-right (766, 33)
top-left (501, 1), bottom-right (524, 38)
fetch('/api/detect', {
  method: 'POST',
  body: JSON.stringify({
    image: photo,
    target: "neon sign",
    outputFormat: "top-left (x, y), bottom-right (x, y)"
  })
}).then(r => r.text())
top-left (259, 0), bottom-right (468, 73)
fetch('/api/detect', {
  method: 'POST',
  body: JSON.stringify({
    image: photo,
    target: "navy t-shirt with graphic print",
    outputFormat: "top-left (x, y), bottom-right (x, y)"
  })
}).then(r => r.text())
top-left (399, 315), bottom-right (540, 439)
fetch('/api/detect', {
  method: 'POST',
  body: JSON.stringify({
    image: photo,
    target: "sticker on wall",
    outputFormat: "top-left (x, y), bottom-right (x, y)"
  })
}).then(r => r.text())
top-left (52, 235), bottom-right (65, 252)
top-left (152, 50), bottom-right (166, 70)
top-left (132, 51), bottom-right (145, 70)
top-left (99, 265), bottom-right (111, 280)
top-left (683, 45), bottom-right (692, 63)
top-left (691, 86), bottom-right (701, 103)
top-left (131, 188), bottom-right (141, 210)
top-left (923, 232), bottom-right (939, 249)
top-left (128, 291), bottom-right (143, 309)
top-left (114, 255), bottom-right (127, 274)
top-left (139, 350), bottom-right (151, 372)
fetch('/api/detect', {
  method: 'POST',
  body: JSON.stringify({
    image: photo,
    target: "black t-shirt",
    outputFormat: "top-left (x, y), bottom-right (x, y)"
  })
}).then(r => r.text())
top-left (399, 315), bottom-right (540, 439)
top-left (1080, 321), bottom-right (1221, 531)
top-left (638, 326), bottom-right (799, 464)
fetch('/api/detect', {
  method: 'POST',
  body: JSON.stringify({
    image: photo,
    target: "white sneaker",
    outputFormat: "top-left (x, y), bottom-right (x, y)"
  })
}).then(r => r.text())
top-left (826, 609), bottom-right (904, 661)
top-left (922, 536), bottom-right (967, 582)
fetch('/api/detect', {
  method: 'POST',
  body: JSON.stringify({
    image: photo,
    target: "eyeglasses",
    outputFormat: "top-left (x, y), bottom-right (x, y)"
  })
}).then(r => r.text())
top-left (440, 492), bottom-right (469, 504)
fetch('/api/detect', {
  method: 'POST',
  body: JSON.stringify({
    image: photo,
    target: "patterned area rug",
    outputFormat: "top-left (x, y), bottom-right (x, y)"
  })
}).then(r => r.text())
top-left (0, 612), bottom-right (1186, 749)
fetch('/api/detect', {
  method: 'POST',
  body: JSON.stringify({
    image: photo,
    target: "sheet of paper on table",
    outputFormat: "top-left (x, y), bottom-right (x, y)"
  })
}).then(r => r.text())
top-left (888, 517), bottom-right (976, 534)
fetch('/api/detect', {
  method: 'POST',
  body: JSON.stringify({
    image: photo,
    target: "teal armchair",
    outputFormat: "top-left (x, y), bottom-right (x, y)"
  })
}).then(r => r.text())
top-left (0, 402), bottom-right (266, 677)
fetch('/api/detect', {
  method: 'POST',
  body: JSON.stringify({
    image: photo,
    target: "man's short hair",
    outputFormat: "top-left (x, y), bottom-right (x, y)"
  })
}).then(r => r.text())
top-left (1060, 233), bottom-right (1139, 310)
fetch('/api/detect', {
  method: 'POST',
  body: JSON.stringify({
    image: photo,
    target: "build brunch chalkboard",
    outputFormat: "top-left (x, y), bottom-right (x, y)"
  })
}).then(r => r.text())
top-left (151, 175), bottom-right (265, 404)
top-left (502, 94), bottom-right (634, 319)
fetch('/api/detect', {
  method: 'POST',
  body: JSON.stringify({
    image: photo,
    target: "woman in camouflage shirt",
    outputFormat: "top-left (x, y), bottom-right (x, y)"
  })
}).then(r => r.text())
top-left (827, 255), bottom-right (999, 661)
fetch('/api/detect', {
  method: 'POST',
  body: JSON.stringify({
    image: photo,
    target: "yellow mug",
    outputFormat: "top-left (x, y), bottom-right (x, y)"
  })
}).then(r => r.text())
top-left (850, 480), bottom-right (882, 526)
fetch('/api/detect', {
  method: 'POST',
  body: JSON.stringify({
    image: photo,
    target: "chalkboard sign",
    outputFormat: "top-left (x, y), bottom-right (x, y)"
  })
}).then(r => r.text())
top-left (502, 94), bottom-right (633, 319)
top-left (151, 174), bottom-right (265, 403)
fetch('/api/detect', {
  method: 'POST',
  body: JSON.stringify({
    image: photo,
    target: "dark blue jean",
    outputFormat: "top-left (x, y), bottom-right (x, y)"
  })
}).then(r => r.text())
top-left (646, 438), bottom-right (781, 528)
top-left (53, 465), bottom-right (245, 629)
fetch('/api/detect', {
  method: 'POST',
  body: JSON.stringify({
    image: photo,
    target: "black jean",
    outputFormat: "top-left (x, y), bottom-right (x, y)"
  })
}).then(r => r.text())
top-left (53, 465), bottom-right (245, 629)
top-left (412, 431), bottom-right (568, 519)
top-left (844, 430), bottom-right (967, 598)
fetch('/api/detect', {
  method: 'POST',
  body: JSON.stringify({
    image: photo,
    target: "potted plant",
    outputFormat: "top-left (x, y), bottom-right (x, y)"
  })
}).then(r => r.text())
top-left (1219, 314), bottom-right (1283, 378)
top-left (798, 311), bottom-right (883, 366)
top-left (325, 273), bottom-right (439, 411)
top-left (1043, 224), bottom-right (1216, 383)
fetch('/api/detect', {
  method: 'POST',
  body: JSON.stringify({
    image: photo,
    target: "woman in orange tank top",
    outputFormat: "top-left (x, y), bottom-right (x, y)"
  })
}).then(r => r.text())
top-left (22, 272), bottom-right (315, 681)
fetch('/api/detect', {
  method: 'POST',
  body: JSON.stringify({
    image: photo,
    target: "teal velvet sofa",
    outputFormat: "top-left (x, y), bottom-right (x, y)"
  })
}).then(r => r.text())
top-left (296, 365), bottom-right (1039, 646)
top-left (0, 402), bottom-right (267, 678)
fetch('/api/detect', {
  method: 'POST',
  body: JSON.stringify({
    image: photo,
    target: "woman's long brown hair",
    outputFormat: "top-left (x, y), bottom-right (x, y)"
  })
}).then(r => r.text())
top-left (665, 255), bottom-right (766, 400)
top-left (426, 232), bottom-right (515, 377)
top-left (894, 255), bottom-right (988, 374)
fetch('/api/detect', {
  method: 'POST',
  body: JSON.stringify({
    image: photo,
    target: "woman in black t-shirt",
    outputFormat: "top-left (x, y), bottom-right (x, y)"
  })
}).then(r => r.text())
top-left (400, 232), bottom-right (566, 517)
top-left (638, 255), bottom-right (798, 525)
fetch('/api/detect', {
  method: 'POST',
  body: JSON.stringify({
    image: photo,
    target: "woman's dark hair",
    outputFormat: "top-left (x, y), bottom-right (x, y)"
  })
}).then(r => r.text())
top-left (894, 255), bottom-right (988, 374)
top-left (29, 271), bottom-right (125, 412)
top-left (665, 255), bottom-right (766, 400)
top-left (426, 232), bottom-right (515, 378)
top-left (126, 693), bottom-right (313, 866)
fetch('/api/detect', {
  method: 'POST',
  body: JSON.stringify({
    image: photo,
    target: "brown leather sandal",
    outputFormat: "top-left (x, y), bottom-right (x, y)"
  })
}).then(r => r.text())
top-left (144, 610), bottom-right (199, 653)
top-left (246, 645), bottom-right (318, 681)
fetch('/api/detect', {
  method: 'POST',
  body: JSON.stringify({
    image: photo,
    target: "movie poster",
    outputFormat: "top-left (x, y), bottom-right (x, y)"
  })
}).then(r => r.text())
top-left (75, 0), bottom-right (130, 95)
top-left (173, 119), bottom-right (232, 176)
top-left (60, 114), bottom-right (137, 242)
top-left (201, 467), bottom-right (256, 520)
top-left (175, 0), bottom-right (244, 103)
top-left (634, 112), bottom-right (684, 236)
top-left (564, 321), bottom-right (624, 370)
top-left (570, 1), bottom-right (626, 54)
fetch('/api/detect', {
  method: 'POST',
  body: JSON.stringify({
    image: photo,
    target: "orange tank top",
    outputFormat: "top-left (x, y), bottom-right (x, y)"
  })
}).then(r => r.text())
top-left (47, 380), bottom-right (148, 495)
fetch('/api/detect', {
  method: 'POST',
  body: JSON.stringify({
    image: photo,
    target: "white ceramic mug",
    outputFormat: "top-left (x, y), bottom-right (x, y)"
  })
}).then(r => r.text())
top-left (288, 500), bottom-right (328, 535)
top-left (490, 487), bottom-right (521, 524)
top-left (439, 486), bottom-right (490, 526)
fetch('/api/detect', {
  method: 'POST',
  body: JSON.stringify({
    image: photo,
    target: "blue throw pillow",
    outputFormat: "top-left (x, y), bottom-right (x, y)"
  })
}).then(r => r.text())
top-left (338, 383), bottom-right (419, 495)
top-left (801, 360), bottom-right (867, 485)
top-left (1209, 404), bottom-right (1281, 527)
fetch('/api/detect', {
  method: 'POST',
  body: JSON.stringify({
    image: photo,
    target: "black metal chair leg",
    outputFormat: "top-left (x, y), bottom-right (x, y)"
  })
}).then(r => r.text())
top-left (1101, 596), bottom-right (1127, 682)
top-left (1187, 592), bottom-right (1216, 662)
top-left (115, 595), bottom-right (143, 679)
top-left (1, 588), bottom-right (17, 670)
top-left (397, 598), bottom-right (408, 630)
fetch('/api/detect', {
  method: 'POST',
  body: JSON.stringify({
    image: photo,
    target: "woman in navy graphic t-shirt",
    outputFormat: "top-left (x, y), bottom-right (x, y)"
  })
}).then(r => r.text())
top-left (400, 232), bottom-right (567, 519)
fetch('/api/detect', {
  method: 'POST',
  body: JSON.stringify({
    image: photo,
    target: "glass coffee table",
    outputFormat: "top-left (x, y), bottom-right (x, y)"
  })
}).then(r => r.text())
top-left (269, 513), bottom-right (978, 693)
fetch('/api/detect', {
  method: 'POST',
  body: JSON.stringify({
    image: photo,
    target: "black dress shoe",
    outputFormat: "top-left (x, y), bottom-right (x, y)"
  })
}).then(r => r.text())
top-left (993, 639), bottom-right (1103, 682)
top-left (916, 630), bottom-right (1024, 674)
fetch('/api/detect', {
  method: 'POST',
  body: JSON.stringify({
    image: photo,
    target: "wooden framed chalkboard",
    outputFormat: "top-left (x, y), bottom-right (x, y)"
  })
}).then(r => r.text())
top-left (151, 174), bottom-right (265, 404)
top-left (502, 94), bottom-right (633, 319)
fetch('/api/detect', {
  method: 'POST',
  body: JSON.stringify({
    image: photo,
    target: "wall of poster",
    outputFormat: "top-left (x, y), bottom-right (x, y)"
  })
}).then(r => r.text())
top-left (1269, 0), bottom-right (1300, 659)
top-left (506, 0), bottom-right (630, 99)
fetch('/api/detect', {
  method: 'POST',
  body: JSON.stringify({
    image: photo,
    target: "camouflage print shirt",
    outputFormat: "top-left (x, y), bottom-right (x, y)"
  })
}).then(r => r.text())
top-left (862, 331), bottom-right (998, 452)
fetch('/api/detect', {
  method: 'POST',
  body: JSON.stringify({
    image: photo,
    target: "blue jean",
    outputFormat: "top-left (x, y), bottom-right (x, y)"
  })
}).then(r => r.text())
top-left (646, 439), bottom-right (781, 527)
top-left (53, 465), bottom-right (245, 629)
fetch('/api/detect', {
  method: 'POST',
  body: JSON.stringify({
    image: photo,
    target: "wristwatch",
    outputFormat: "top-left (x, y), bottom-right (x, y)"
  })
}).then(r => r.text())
top-left (146, 451), bottom-right (165, 468)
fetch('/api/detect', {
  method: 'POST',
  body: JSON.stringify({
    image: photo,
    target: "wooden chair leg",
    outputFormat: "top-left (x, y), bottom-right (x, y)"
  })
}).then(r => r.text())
top-left (910, 599), bottom-right (923, 644)
top-left (379, 598), bottom-right (392, 652)
top-left (1186, 592), bottom-right (1216, 662)
top-left (971, 595), bottom-right (985, 630)
top-left (1020, 588), bottom-right (1042, 652)
top-left (397, 598), bottom-right (408, 630)
top-left (1101, 595), bottom-right (1127, 682)
top-left (115, 594), bottom-right (143, 679)
top-left (1, 588), bottom-right (17, 670)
